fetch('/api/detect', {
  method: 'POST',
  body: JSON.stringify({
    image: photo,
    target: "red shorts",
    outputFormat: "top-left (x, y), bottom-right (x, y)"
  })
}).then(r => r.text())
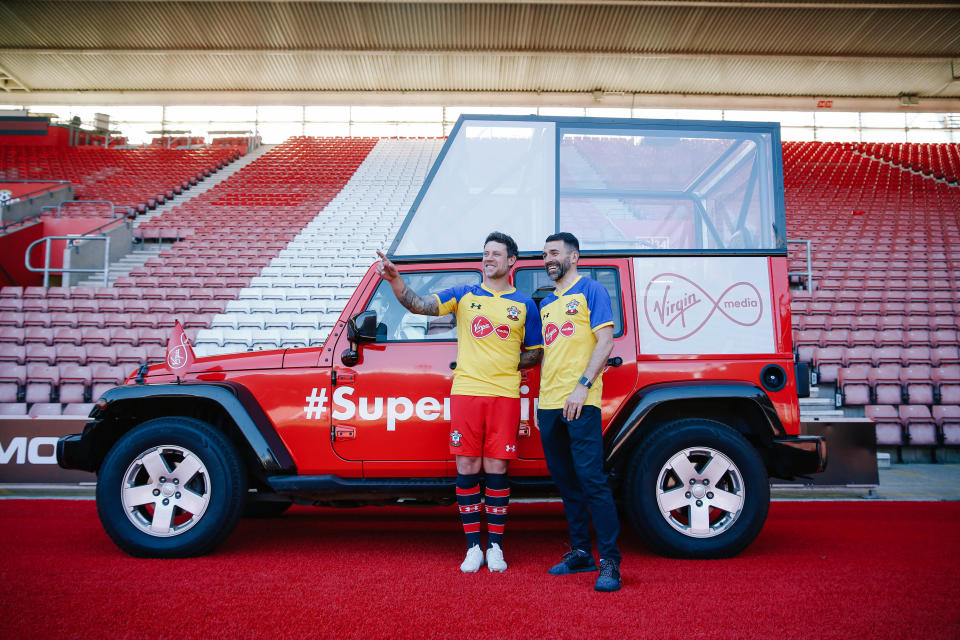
top-left (449, 395), bottom-right (521, 459)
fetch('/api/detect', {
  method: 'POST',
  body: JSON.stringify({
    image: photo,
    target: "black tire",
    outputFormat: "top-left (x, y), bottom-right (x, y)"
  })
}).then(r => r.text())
top-left (624, 418), bottom-right (769, 559)
top-left (96, 416), bottom-right (247, 558)
top-left (242, 499), bottom-right (293, 518)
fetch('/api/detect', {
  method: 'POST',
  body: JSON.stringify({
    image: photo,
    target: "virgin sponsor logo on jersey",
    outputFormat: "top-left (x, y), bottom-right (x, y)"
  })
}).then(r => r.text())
top-left (544, 321), bottom-right (575, 345)
top-left (471, 314), bottom-right (510, 340)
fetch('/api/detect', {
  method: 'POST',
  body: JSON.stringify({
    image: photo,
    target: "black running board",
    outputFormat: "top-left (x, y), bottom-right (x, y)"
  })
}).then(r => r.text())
top-left (266, 475), bottom-right (558, 501)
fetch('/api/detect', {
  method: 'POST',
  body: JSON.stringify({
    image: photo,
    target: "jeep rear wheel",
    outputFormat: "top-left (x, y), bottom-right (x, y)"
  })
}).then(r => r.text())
top-left (625, 418), bottom-right (769, 559)
top-left (96, 417), bottom-right (247, 558)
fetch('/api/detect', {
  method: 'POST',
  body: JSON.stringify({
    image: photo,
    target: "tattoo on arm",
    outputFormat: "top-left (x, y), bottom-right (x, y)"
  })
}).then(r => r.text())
top-left (518, 349), bottom-right (543, 369)
top-left (399, 284), bottom-right (440, 316)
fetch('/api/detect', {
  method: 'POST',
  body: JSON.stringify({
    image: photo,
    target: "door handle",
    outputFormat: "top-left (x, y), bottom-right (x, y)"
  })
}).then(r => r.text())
top-left (606, 357), bottom-right (623, 367)
top-left (332, 425), bottom-right (356, 442)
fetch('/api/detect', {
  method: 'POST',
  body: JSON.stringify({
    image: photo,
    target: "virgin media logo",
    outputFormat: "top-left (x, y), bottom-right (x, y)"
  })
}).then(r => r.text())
top-left (472, 315), bottom-right (510, 340)
top-left (544, 321), bottom-right (575, 345)
top-left (644, 273), bottom-right (763, 341)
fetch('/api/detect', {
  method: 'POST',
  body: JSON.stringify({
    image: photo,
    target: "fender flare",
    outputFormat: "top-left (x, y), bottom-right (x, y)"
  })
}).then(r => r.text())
top-left (604, 381), bottom-right (786, 466)
top-left (62, 381), bottom-right (296, 474)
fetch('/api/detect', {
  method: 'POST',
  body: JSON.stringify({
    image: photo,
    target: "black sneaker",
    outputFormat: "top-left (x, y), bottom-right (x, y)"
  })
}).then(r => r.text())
top-left (548, 549), bottom-right (597, 575)
top-left (594, 559), bottom-right (622, 592)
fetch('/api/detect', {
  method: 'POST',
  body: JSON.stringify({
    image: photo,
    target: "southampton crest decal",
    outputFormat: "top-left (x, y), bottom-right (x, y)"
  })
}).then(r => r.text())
top-left (506, 305), bottom-right (521, 322)
top-left (450, 430), bottom-right (463, 447)
top-left (565, 299), bottom-right (580, 315)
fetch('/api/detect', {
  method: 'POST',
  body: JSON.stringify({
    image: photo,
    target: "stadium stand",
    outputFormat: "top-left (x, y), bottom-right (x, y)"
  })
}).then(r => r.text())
top-left (785, 140), bottom-right (960, 458)
top-left (0, 136), bottom-right (956, 460)
top-left (0, 145), bottom-right (240, 214)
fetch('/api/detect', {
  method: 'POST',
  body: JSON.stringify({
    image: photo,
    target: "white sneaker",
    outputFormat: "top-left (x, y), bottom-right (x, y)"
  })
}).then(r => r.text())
top-left (460, 545), bottom-right (485, 573)
top-left (486, 543), bottom-right (507, 573)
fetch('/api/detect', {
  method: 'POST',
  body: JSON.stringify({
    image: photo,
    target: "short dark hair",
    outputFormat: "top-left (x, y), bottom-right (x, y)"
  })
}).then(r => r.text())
top-left (484, 231), bottom-right (519, 259)
top-left (545, 232), bottom-right (579, 252)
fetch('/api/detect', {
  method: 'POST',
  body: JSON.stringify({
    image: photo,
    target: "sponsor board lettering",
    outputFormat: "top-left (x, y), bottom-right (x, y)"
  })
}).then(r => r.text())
top-left (0, 437), bottom-right (59, 465)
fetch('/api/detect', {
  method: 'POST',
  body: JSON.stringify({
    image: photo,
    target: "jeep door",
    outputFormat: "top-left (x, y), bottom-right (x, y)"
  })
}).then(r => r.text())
top-left (331, 268), bottom-right (480, 477)
top-left (513, 258), bottom-right (639, 440)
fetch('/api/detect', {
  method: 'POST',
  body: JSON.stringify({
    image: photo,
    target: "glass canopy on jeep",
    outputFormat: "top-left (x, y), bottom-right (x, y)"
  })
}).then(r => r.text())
top-left (389, 115), bottom-right (786, 258)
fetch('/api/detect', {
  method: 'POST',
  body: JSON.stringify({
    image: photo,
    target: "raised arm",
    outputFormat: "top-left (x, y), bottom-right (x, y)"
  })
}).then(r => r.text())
top-left (376, 250), bottom-right (440, 316)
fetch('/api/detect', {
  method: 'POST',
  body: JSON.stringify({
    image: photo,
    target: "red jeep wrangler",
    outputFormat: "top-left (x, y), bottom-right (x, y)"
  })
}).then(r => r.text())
top-left (57, 115), bottom-right (825, 559)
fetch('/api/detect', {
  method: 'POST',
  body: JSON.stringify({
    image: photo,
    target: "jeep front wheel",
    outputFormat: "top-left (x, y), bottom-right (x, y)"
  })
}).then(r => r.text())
top-left (96, 416), bottom-right (247, 558)
top-left (624, 418), bottom-right (769, 559)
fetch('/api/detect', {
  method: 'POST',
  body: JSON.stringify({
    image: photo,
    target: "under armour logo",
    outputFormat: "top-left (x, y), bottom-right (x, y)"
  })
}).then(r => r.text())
top-left (505, 444), bottom-right (516, 453)
top-left (470, 302), bottom-right (482, 309)
top-left (543, 312), bottom-right (550, 319)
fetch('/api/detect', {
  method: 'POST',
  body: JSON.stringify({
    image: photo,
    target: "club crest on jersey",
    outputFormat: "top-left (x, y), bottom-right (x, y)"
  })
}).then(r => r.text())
top-left (565, 299), bottom-right (581, 315)
top-left (506, 305), bottom-right (521, 321)
top-left (450, 430), bottom-right (463, 447)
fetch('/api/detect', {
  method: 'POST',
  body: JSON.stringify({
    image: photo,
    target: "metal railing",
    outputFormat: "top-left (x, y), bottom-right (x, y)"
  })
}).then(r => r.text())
top-left (0, 180), bottom-right (72, 209)
top-left (56, 200), bottom-right (122, 218)
top-left (25, 229), bottom-right (114, 287)
top-left (787, 238), bottom-right (813, 294)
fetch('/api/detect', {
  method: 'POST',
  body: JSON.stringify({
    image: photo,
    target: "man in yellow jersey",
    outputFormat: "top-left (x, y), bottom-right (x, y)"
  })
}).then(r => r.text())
top-left (537, 231), bottom-right (622, 592)
top-left (376, 232), bottom-right (543, 574)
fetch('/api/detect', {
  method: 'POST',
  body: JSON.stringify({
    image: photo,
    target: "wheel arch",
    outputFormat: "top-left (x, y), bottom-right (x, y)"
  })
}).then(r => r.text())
top-left (66, 382), bottom-right (296, 479)
top-left (604, 381), bottom-right (785, 477)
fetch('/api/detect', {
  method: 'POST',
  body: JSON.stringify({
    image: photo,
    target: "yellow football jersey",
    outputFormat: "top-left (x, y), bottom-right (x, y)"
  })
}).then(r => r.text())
top-left (539, 276), bottom-right (614, 410)
top-left (434, 283), bottom-right (543, 398)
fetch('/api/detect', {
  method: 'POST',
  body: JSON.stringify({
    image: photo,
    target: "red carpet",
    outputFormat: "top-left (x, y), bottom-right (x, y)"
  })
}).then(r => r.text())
top-left (1, 500), bottom-right (958, 639)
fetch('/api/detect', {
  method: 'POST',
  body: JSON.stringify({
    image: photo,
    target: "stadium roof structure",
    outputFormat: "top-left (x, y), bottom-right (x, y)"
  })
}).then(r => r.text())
top-left (0, 0), bottom-right (958, 110)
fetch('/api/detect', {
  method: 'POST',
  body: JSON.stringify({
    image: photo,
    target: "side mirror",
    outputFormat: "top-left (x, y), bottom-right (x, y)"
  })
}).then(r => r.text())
top-left (348, 311), bottom-right (378, 343)
top-left (342, 310), bottom-right (378, 367)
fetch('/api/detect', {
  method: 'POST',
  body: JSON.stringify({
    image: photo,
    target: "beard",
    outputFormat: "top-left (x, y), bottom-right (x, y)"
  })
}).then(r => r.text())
top-left (546, 258), bottom-right (570, 282)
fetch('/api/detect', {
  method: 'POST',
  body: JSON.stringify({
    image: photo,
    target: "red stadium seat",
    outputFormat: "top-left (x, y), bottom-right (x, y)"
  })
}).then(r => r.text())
top-left (932, 406), bottom-right (960, 445)
top-left (813, 346), bottom-right (845, 384)
top-left (898, 405), bottom-right (938, 446)
top-left (870, 365), bottom-right (904, 405)
top-left (865, 405), bottom-right (904, 446)
top-left (28, 402), bottom-right (62, 417)
top-left (25, 344), bottom-right (57, 365)
top-left (933, 365), bottom-right (960, 404)
top-left (24, 364), bottom-right (59, 403)
top-left (58, 364), bottom-right (91, 404)
top-left (838, 365), bottom-right (872, 406)
top-left (901, 365), bottom-right (934, 405)
top-left (0, 344), bottom-right (26, 365)
top-left (0, 403), bottom-right (27, 415)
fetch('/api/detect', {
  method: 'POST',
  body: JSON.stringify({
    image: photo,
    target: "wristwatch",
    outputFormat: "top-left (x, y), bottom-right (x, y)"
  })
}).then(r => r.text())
top-left (578, 376), bottom-right (592, 389)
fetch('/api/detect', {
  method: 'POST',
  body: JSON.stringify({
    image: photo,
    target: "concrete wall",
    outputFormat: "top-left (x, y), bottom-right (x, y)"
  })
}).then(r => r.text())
top-left (0, 184), bottom-right (74, 226)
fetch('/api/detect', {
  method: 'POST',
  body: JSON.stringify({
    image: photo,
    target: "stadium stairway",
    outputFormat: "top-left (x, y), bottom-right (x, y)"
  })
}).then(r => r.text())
top-left (72, 144), bottom-right (274, 288)
top-left (193, 137), bottom-right (444, 354)
top-left (131, 143), bottom-right (274, 230)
